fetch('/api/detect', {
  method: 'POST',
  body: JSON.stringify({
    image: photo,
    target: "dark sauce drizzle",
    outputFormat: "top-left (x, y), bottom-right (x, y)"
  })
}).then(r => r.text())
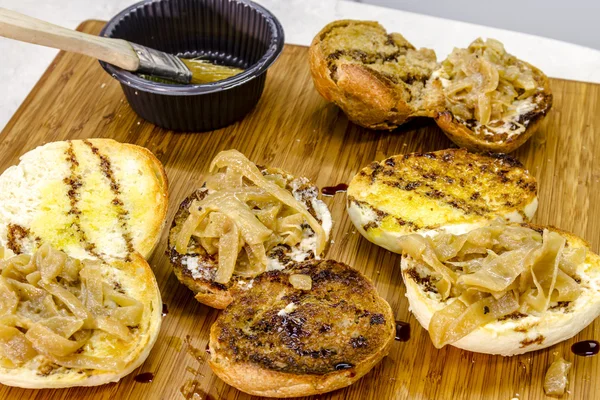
top-left (571, 340), bottom-right (599, 356)
top-left (162, 303), bottom-right (169, 316)
top-left (321, 183), bottom-right (348, 196)
top-left (395, 321), bottom-right (410, 342)
top-left (134, 372), bottom-right (154, 383)
top-left (83, 140), bottom-right (134, 261)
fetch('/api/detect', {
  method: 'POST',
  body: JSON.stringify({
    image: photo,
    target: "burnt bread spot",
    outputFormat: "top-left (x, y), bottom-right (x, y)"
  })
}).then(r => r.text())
top-left (212, 260), bottom-right (394, 375)
top-left (405, 267), bottom-right (438, 294)
top-left (370, 314), bottom-right (385, 325)
top-left (6, 223), bottom-right (30, 254)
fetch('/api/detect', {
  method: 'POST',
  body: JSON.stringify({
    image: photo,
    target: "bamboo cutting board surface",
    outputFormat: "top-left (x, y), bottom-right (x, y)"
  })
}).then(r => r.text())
top-left (0, 20), bottom-right (599, 400)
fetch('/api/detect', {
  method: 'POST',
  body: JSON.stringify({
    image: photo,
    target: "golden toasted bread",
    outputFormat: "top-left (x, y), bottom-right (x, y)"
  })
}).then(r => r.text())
top-left (209, 259), bottom-right (395, 398)
top-left (401, 221), bottom-right (600, 356)
top-left (168, 165), bottom-right (332, 310)
top-left (309, 20), bottom-right (438, 130)
top-left (0, 139), bottom-right (168, 261)
top-left (429, 38), bottom-right (552, 153)
top-left (347, 149), bottom-right (538, 253)
top-left (0, 246), bottom-right (162, 388)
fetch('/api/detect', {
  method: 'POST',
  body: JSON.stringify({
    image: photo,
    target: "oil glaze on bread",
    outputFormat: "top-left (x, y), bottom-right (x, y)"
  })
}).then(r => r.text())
top-left (0, 139), bottom-right (168, 261)
top-left (209, 259), bottom-right (395, 397)
top-left (309, 20), bottom-right (438, 130)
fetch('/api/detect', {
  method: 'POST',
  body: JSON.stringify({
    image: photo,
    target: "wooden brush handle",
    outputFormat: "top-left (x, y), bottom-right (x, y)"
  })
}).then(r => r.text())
top-left (0, 8), bottom-right (140, 71)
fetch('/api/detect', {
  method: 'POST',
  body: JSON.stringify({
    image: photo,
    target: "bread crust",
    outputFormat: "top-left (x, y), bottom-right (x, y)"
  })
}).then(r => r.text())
top-left (401, 223), bottom-right (600, 356)
top-left (209, 332), bottom-right (392, 398)
top-left (432, 63), bottom-right (553, 153)
top-left (0, 253), bottom-right (162, 388)
top-left (208, 260), bottom-right (395, 397)
top-left (309, 20), bottom-right (433, 130)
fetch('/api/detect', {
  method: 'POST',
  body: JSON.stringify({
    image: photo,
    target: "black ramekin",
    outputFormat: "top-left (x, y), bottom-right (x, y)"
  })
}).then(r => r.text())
top-left (99, 0), bottom-right (284, 131)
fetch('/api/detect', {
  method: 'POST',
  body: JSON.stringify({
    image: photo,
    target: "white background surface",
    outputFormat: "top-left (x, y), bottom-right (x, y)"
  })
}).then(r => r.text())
top-left (1, 0), bottom-right (600, 131)
top-left (355, 0), bottom-right (600, 51)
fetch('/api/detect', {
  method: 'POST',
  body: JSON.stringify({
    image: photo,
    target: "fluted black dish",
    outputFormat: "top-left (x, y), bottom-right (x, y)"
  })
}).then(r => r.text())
top-left (99, 0), bottom-right (284, 131)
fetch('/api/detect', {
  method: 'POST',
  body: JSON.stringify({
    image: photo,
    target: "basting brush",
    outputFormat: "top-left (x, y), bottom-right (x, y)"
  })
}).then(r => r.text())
top-left (0, 7), bottom-right (243, 84)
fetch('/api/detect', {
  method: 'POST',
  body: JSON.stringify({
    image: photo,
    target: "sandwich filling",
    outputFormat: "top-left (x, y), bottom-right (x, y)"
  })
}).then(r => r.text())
top-left (174, 150), bottom-right (331, 285)
top-left (432, 38), bottom-right (551, 143)
top-left (400, 221), bottom-right (590, 348)
top-left (0, 244), bottom-right (149, 374)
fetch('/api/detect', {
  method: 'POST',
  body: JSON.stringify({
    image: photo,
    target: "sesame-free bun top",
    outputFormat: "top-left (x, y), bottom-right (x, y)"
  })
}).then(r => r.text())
top-left (0, 139), bottom-right (168, 261)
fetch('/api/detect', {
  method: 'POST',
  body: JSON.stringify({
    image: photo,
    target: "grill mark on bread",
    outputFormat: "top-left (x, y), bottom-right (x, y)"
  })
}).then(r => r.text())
top-left (498, 312), bottom-right (528, 321)
top-left (349, 149), bottom-right (537, 235)
top-left (83, 140), bottom-right (134, 261)
top-left (64, 142), bottom-right (103, 260)
top-left (520, 335), bottom-right (545, 348)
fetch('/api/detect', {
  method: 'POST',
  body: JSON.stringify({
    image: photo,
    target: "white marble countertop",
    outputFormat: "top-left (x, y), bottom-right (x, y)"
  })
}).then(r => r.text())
top-left (1, 0), bottom-right (600, 131)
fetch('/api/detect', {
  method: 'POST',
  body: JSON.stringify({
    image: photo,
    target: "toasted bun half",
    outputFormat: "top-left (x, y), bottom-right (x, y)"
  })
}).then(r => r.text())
top-left (0, 252), bottom-right (162, 388)
top-left (401, 223), bottom-right (600, 356)
top-left (0, 139), bottom-right (168, 261)
top-left (309, 20), bottom-right (437, 130)
top-left (209, 259), bottom-right (395, 397)
top-left (168, 167), bottom-right (332, 309)
top-left (347, 149), bottom-right (538, 253)
top-left (429, 39), bottom-right (552, 153)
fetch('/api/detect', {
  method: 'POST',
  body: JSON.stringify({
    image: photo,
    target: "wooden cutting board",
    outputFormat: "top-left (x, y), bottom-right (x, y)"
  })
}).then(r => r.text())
top-left (0, 20), bottom-right (598, 400)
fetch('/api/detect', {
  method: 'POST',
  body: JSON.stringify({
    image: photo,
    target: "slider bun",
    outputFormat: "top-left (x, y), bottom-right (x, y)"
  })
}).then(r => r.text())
top-left (0, 139), bottom-right (168, 261)
top-left (209, 259), bottom-right (395, 397)
top-left (347, 149), bottom-right (538, 254)
top-left (401, 224), bottom-right (600, 356)
top-left (432, 62), bottom-right (552, 153)
top-left (0, 253), bottom-right (162, 388)
top-left (168, 167), bottom-right (332, 309)
top-left (309, 20), bottom-right (438, 130)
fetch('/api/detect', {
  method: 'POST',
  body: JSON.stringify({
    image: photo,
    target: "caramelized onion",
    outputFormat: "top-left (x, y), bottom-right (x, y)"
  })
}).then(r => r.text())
top-left (544, 354), bottom-right (571, 397)
top-left (435, 38), bottom-right (543, 138)
top-left (0, 325), bottom-right (37, 364)
top-left (0, 245), bottom-right (146, 372)
top-left (175, 150), bottom-right (329, 284)
top-left (404, 221), bottom-right (585, 348)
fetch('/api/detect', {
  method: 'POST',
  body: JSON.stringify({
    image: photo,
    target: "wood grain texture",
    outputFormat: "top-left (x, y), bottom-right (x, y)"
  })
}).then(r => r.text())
top-left (0, 20), bottom-right (598, 400)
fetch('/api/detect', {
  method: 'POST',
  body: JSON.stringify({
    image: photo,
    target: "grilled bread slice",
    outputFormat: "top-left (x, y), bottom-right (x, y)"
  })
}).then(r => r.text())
top-left (0, 248), bottom-right (162, 388)
top-left (347, 149), bottom-right (538, 253)
top-left (429, 38), bottom-right (552, 153)
top-left (400, 222), bottom-right (600, 356)
top-left (0, 139), bottom-right (168, 261)
top-left (168, 167), bottom-right (332, 309)
top-left (209, 259), bottom-right (395, 398)
top-left (309, 20), bottom-right (438, 130)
